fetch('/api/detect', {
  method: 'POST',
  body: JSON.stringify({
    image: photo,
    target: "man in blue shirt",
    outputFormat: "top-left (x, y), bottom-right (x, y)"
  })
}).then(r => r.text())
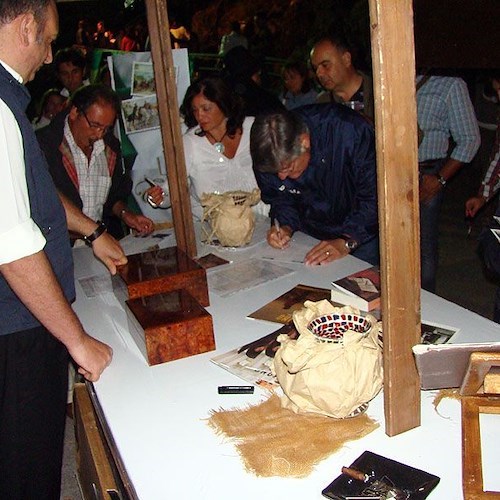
top-left (250, 105), bottom-right (378, 265)
top-left (417, 74), bottom-right (480, 291)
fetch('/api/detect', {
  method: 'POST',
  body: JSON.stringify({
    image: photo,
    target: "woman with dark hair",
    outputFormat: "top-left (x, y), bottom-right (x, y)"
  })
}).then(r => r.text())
top-left (148, 76), bottom-right (267, 218)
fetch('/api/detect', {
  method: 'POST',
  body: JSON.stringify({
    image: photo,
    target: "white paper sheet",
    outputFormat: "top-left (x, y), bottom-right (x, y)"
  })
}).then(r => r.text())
top-left (208, 259), bottom-right (295, 297)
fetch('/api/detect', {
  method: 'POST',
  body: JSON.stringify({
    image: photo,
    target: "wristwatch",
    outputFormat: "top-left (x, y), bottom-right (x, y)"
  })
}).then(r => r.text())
top-left (344, 237), bottom-right (359, 253)
top-left (83, 221), bottom-right (107, 247)
top-left (435, 173), bottom-right (447, 188)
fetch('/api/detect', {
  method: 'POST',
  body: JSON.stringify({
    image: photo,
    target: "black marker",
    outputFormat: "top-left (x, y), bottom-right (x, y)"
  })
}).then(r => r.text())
top-left (218, 386), bottom-right (254, 394)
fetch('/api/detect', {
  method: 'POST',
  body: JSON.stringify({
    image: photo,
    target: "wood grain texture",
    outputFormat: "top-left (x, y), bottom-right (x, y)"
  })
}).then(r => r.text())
top-left (460, 352), bottom-right (500, 396)
top-left (145, 0), bottom-right (197, 257)
top-left (461, 396), bottom-right (500, 499)
top-left (484, 368), bottom-right (500, 395)
top-left (117, 246), bottom-right (209, 307)
top-left (368, 0), bottom-right (421, 436)
top-left (126, 290), bottom-right (215, 366)
top-left (73, 383), bottom-right (118, 498)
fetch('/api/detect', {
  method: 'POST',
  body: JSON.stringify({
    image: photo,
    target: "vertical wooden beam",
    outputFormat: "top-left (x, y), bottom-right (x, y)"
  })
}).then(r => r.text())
top-left (144, 0), bottom-right (197, 257)
top-left (368, 0), bottom-right (421, 435)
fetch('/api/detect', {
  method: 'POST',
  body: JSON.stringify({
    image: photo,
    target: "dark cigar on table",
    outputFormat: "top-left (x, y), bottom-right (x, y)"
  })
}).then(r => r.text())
top-left (341, 466), bottom-right (370, 483)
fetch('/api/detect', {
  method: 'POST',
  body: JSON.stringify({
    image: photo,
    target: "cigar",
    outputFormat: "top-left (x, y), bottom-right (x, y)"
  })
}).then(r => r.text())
top-left (341, 466), bottom-right (370, 483)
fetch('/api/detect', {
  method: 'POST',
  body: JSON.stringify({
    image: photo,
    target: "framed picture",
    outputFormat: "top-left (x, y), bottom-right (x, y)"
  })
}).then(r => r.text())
top-left (121, 96), bottom-right (160, 134)
top-left (131, 61), bottom-right (156, 96)
top-left (420, 320), bottom-right (458, 344)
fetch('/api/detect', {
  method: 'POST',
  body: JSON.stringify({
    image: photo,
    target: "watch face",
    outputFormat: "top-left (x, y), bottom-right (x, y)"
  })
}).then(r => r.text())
top-left (345, 239), bottom-right (358, 251)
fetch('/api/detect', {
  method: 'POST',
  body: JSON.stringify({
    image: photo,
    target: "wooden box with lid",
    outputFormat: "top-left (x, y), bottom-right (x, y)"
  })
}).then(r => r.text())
top-left (125, 289), bottom-right (215, 366)
top-left (117, 246), bottom-right (209, 306)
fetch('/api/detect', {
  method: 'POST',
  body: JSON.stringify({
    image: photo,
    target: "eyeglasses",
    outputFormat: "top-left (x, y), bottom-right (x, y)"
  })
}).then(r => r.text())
top-left (278, 146), bottom-right (310, 177)
top-left (78, 108), bottom-right (114, 134)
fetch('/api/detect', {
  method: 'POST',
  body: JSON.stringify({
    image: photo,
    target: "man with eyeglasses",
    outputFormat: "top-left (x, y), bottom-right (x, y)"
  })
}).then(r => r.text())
top-left (250, 105), bottom-right (379, 265)
top-left (37, 83), bottom-right (154, 240)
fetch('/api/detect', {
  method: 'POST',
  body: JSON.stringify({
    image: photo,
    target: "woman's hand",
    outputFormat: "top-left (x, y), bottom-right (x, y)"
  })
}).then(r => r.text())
top-left (145, 186), bottom-right (165, 207)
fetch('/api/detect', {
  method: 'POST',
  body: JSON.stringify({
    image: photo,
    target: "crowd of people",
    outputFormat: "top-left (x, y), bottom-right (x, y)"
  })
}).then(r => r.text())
top-left (74, 17), bottom-right (149, 52)
top-left (0, 1), bottom-right (498, 498)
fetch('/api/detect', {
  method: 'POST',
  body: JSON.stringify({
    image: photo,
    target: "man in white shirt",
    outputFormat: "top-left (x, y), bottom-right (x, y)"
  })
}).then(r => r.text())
top-left (0, 2), bottom-right (122, 497)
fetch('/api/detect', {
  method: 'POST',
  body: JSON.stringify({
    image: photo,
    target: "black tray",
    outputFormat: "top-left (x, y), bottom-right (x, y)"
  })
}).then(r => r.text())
top-left (322, 450), bottom-right (440, 500)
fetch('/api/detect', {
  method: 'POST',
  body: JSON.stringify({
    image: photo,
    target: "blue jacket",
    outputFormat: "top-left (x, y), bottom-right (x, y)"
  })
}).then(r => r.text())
top-left (254, 103), bottom-right (378, 245)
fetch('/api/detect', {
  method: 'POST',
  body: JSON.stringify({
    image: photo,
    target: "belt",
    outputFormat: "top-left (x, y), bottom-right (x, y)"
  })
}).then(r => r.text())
top-left (418, 159), bottom-right (445, 169)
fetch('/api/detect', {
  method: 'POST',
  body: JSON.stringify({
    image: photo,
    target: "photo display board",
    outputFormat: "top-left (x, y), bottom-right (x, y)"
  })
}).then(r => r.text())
top-left (108, 49), bottom-right (190, 221)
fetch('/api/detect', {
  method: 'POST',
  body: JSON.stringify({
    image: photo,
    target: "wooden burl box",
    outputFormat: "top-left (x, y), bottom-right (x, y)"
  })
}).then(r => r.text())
top-left (125, 289), bottom-right (215, 366)
top-left (117, 246), bottom-right (209, 306)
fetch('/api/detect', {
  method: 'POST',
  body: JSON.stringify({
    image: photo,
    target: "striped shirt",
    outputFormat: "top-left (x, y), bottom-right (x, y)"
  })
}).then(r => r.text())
top-left (417, 76), bottom-right (480, 163)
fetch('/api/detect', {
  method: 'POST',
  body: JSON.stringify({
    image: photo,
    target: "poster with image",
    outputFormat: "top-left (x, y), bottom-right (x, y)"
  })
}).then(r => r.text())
top-left (121, 95), bottom-right (160, 134)
top-left (131, 61), bottom-right (156, 96)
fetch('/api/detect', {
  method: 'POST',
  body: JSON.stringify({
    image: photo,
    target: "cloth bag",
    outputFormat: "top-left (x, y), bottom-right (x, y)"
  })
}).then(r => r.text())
top-left (273, 300), bottom-right (383, 419)
top-left (200, 189), bottom-right (261, 247)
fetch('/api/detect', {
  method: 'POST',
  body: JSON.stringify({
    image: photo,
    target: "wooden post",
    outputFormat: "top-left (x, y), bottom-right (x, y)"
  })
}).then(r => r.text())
top-left (144, 0), bottom-right (197, 257)
top-left (368, 0), bottom-right (422, 435)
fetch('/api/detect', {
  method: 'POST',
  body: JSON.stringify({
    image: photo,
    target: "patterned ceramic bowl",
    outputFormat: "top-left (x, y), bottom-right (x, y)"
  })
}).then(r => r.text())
top-left (307, 313), bottom-right (371, 343)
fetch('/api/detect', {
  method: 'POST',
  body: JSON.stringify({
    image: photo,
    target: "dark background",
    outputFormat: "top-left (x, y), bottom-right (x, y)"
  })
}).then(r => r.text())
top-left (55, 0), bottom-right (500, 68)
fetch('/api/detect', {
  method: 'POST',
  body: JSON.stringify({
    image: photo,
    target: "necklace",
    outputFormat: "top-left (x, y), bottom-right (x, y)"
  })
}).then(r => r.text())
top-left (206, 130), bottom-right (228, 154)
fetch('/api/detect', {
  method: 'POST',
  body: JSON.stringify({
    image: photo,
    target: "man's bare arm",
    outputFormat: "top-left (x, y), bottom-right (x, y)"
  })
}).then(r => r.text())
top-left (58, 192), bottom-right (127, 274)
top-left (0, 251), bottom-right (112, 381)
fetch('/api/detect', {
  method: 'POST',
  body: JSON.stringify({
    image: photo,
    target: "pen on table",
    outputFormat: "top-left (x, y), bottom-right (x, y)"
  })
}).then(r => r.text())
top-left (151, 232), bottom-right (170, 239)
top-left (218, 386), bottom-right (254, 394)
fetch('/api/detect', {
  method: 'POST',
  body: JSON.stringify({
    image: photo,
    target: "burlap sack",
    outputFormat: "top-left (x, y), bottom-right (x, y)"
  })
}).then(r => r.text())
top-left (273, 299), bottom-right (383, 419)
top-left (200, 189), bottom-right (261, 247)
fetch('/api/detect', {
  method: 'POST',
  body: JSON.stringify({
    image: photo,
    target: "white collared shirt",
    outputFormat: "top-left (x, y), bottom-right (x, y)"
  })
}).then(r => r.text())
top-left (0, 61), bottom-right (46, 265)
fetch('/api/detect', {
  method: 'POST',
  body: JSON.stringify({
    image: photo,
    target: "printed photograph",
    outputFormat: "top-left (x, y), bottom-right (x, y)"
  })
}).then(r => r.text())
top-left (121, 95), bottom-right (160, 134)
top-left (420, 321), bottom-right (458, 344)
top-left (131, 61), bottom-right (156, 96)
top-left (248, 284), bottom-right (331, 324)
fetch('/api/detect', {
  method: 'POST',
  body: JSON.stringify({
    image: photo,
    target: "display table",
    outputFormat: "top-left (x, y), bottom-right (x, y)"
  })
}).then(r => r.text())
top-left (71, 229), bottom-right (500, 499)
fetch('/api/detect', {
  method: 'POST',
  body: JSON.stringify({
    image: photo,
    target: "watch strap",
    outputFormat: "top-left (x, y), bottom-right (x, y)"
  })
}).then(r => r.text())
top-left (343, 237), bottom-right (359, 252)
top-left (83, 221), bottom-right (107, 247)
